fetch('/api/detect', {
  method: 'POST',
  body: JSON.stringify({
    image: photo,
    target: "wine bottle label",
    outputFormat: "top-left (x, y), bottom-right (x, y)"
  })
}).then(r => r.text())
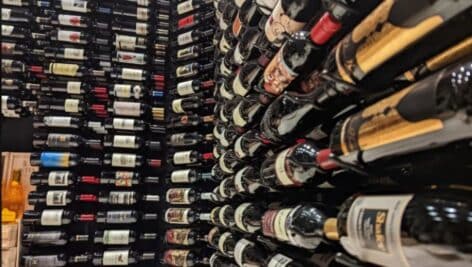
top-left (114, 171), bottom-right (134, 187)
top-left (3, 0), bottom-right (21, 6)
top-left (177, 0), bottom-right (193, 14)
top-left (106, 210), bottom-right (135, 223)
top-left (268, 254), bottom-right (293, 267)
top-left (40, 152), bottom-right (70, 167)
top-left (116, 34), bottom-right (137, 50)
top-left (218, 179), bottom-right (230, 198)
top-left (172, 99), bottom-right (185, 113)
top-left (66, 81), bottom-right (81, 94)
top-left (48, 171), bottom-right (70, 186)
top-left (212, 146), bottom-right (221, 159)
top-left (275, 148), bottom-right (312, 186)
top-left (218, 232), bottom-right (233, 255)
top-left (232, 102), bottom-right (247, 127)
top-left (166, 188), bottom-right (192, 204)
top-left (262, 208), bottom-right (291, 241)
top-left (50, 63), bottom-right (79, 77)
top-left (58, 14), bottom-right (82, 26)
top-left (218, 155), bottom-right (233, 174)
top-left (45, 116), bottom-right (72, 127)
top-left (61, 0), bottom-right (87, 13)
top-left (163, 250), bottom-right (189, 266)
top-left (24, 231), bottom-right (62, 244)
top-left (219, 60), bottom-right (232, 76)
top-left (46, 190), bottom-right (68, 206)
top-left (113, 135), bottom-right (136, 148)
top-left (207, 227), bottom-right (219, 245)
top-left (218, 16), bottom-right (228, 30)
top-left (264, 1), bottom-right (305, 46)
top-left (171, 169), bottom-right (192, 183)
top-left (165, 208), bottom-right (190, 224)
top-left (263, 48), bottom-right (297, 95)
top-left (137, 0), bottom-right (149, 6)
top-left (235, 203), bottom-right (259, 233)
top-left (177, 31), bottom-right (193, 46)
top-left (2, 25), bottom-right (14, 35)
top-left (103, 250), bottom-right (129, 266)
top-left (57, 30), bottom-right (81, 43)
top-left (64, 48), bottom-right (84, 60)
top-left (219, 205), bottom-right (232, 227)
top-left (235, 239), bottom-right (256, 267)
top-left (1, 59), bottom-right (13, 73)
top-left (176, 64), bottom-right (196, 78)
top-left (117, 51), bottom-right (145, 65)
top-left (173, 151), bottom-right (193, 165)
top-left (133, 22), bottom-right (147, 35)
top-left (210, 207), bottom-right (220, 224)
top-left (165, 229), bottom-right (192, 245)
top-left (340, 195), bottom-right (414, 267)
top-left (176, 80), bottom-right (195, 96)
top-left (136, 7), bottom-right (149, 20)
top-left (219, 83), bottom-right (233, 100)
top-left (46, 133), bottom-right (72, 147)
top-left (219, 34), bottom-right (231, 53)
top-left (114, 84), bottom-right (131, 98)
top-left (24, 255), bottom-right (61, 267)
top-left (2, 8), bottom-right (11, 20)
top-left (103, 230), bottom-right (130, 245)
top-left (111, 153), bottom-right (137, 168)
top-left (233, 44), bottom-right (244, 65)
top-left (113, 101), bottom-right (141, 117)
top-left (108, 191), bottom-right (136, 205)
top-left (2, 42), bottom-right (15, 54)
top-left (121, 68), bottom-right (143, 81)
top-left (113, 118), bottom-right (135, 130)
top-left (40, 209), bottom-right (64, 226)
top-left (64, 99), bottom-right (79, 113)
top-left (177, 46), bottom-right (195, 59)
top-left (170, 133), bottom-right (188, 145)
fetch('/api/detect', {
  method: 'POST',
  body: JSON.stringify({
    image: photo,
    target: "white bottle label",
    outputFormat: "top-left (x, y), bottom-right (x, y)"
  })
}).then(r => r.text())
top-left (121, 68), bottom-right (143, 81)
top-left (166, 188), bottom-right (191, 204)
top-left (219, 60), bottom-right (232, 76)
top-left (235, 239), bottom-right (254, 267)
top-left (64, 48), bottom-right (84, 60)
top-left (268, 254), bottom-right (293, 267)
top-left (117, 51), bottom-right (145, 65)
top-left (46, 116), bottom-right (72, 127)
top-left (111, 153), bottom-right (137, 168)
top-left (103, 230), bottom-right (130, 245)
top-left (176, 80), bottom-right (195, 96)
top-left (61, 0), bottom-right (87, 12)
top-left (114, 84), bottom-right (132, 98)
top-left (219, 35), bottom-right (230, 53)
top-left (40, 210), bottom-right (64, 226)
top-left (48, 171), bottom-right (70, 186)
top-left (64, 99), bottom-right (79, 113)
top-left (340, 195), bottom-right (414, 267)
top-left (108, 191), bottom-right (136, 205)
top-left (58, 30), bottom-right (81, 43)
top-left (233, 73), bottom-right (248, 96)
top-left (173, 151), bottom-right (193, 165)
top-left (103, 250), bottom-right (129, 266)
top-left (113, 101), bottom-right (141, 117)
top-left (66, 81), bottom-right (81, 94)
top-left (172, 99), bottom-right (185, 114)
top-left (113, 118), bottom-right (135, 130)
top-left (177, 31), bottom-right (193, 46)
top-left (232, 102), bottom-right (246, 127)
top-left (135, 22), bottom-right (148, 35)
top-left (218, 232), bottom-right (232, 255)
top-left (177, 0), bottom-right (193, 14)
top-left (46, 190), bottom-right (68, 206)
top-left (136, 7), bottom-right (149, 20)
top-left (274, 148), bottom-right (294, 186)
top-left (113, 135), bottom-right (136, 148)
top-left (171, 169), bottom-right (192, 183)
top-left (114, 171), bottom-right (134, 187)
top-left (233, 43), bottom-right (244, 65)
top-left (235, 203), bottom-right (259, 233)
top-left (165, 208), bottom-right (190, 224)
top-left (3, 0), bottom-right (21, 6)
top-left (58, 14), bottom-right (81, 26)
top-left (137, 0), bottom-right (149, 6)
top-left (219, 154), bottom-right (233, 174)
top-left (2, 25), bottom-right (14, 35)
top-left (2, 8), bottom-right (11, 20)
top-left (219, 205), bottom-right (232, 227)
top-left (116, 34), bottom-right (136, 50)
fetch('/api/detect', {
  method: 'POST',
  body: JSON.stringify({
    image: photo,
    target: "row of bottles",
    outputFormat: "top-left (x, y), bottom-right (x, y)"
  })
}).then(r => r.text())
top-left (21, 0), bottom-right (169, 266)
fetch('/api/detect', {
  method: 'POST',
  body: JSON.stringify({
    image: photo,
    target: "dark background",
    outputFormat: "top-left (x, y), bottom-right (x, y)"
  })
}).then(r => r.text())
top-left (1, 117), bottom-right (34, 152)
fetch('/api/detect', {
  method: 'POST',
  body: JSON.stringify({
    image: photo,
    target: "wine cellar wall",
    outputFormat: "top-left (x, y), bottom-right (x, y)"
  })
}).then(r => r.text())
top-left (1, 0), bottom-right (471, 267)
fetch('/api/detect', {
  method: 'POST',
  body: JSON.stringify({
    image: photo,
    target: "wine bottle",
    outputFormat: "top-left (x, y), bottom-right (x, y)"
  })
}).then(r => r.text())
top-left (96, 210), bottom-right (158, 224)
top-left (260, 141), bottom-right (328, 188)
top-left (2, 59), bottom-right (25, 74)
top-left (161, 249), bottom-right (209, 267)
top-left (176, 43), bottom-right (214, 61)
top-left (170, 150), bottom-right (214, 166)
top-left (232, 94), bottom-right (266, 128)
top-left (212, 144), bottom-right (225, 159)
top-left (1, 7), bottom-right (32, 23)
top-left (262, 204), bottom-right (327, 249)
top-left (92, 250), bottom-right (155, 266)
top-left (167, 132), bottom-right (213, 147)
top-left (215, 231), bottom-right (238, 257)
top-left (98, 191), bottom-right (160, 205)
top-left (165, 188), bottom-right (218, 205)
top-left (30, 171), bottom-right (78, 187)
top-left (94, 230), bottom-right (157, 245)
top-left (112, 4), bottom-right (150, 21)
top-left (109, 67), bottom-right (148, 81)
top-left (111, 20), bottom-right (149, 36)
top-left (103, 153), bottom-right (161, 168)
top-left (112, 51), bottom-right (148, 65)
top-left (33, 133), bottom-right (102, 149)
top-left (28, 190), bottom-right (97, 206)
top-left (33, 116), bottom-right (83, 129)
top-left (175, 62), bottom-right (214, 79)
top-left (232, 27), bottom-right (263, 67)
top-left (234, 130), bottom-right (269, 159)
top-left (22, 209), bottom-right (95, 226)
top-left (97, 171), bottom-right (159, 187)
top-left (209, 252), bottom-right (239, 267)
top-left (173, 79), bottom-right (214, 96)
top-left (2, 41), bottom-right (28, 56)
top-left (164, 207), bottom-right (211, 225)
top-left (177, 10), bottom-right (214, 30)
top-left (177, 28), bottom-right (214, 47)
top-left (103, 135), bottom-right (161, 150)
top-left (177, 0), bottom-right (212, 16)
top-left (171, 95), bottom-right (204, 114)
top-left (104, 117), bottom-right (146, 131)
top-left (234, 202), bottom-right (263, 233)
top-left (22, 231), bottom-right (89, 246)
top-left (39, 80), bottom-right (91, 95)
top-left (53, 0), bottom-right (95, 13)
top-left (211, 204), bottom-right (235, 228)
top-left (216, 177), bottom-right (237, 200)
top-left (233, 166), bottom-right (266, 195)
top-left (2, 23), bottom-right (29, 39)
top-left (114, 34), bottom-right (148, 51)
top-left (107, 101), bottom-right (149, 117)
top-left (219, 150), bottom-right (245, 175)
top-left (165, 228), bottom-right (206, 246)
top-left (167, 114), bottom-right (214, 129)
top-left (22, 254), bottom-right (68, 267)
top-left (48, 13), bottom-right (90, 28)
top-left (324, 190), bottom-right (472, 267)
top-left (234, 238), bottom-right (268, 267)
top-left (37, 97), bottom-right (83, 113)
top-left (169, 168), bottom-right (212, 184)
top-left (265, 253), bottom-right (305, 267)
top-left (30, 152), bottom-right (101, 168)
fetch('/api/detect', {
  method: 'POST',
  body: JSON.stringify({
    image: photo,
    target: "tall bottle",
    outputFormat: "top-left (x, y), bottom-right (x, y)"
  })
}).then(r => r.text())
top-left (169, 150), bottom-right (214, 166)
top-left (165, 228), bottom-right (206, 246)
top-left (169, 168), bottom-right (212, 184)
top-left (92, 250), bottom-right (155, 266)
top-left (164, 207), bottom-right (211, 225)
top-left (234, 238), bottom-right (268, 267)
top-left (165, 188), bottom-right (218, 205)
top-left (94, 230), bottom-right (157, 245)
top-left (161, 249), bottom-right (209, 267)
top-left (30, 152), bottom-right (100, 168)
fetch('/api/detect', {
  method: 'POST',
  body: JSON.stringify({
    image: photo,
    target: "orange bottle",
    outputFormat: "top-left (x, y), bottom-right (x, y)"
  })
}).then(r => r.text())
top-left (2, 170), bottom-right (25, 221)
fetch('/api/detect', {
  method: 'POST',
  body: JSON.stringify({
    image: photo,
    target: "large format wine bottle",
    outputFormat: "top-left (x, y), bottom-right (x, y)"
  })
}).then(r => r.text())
top-left (324, 190), bottom-right (472, 267)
